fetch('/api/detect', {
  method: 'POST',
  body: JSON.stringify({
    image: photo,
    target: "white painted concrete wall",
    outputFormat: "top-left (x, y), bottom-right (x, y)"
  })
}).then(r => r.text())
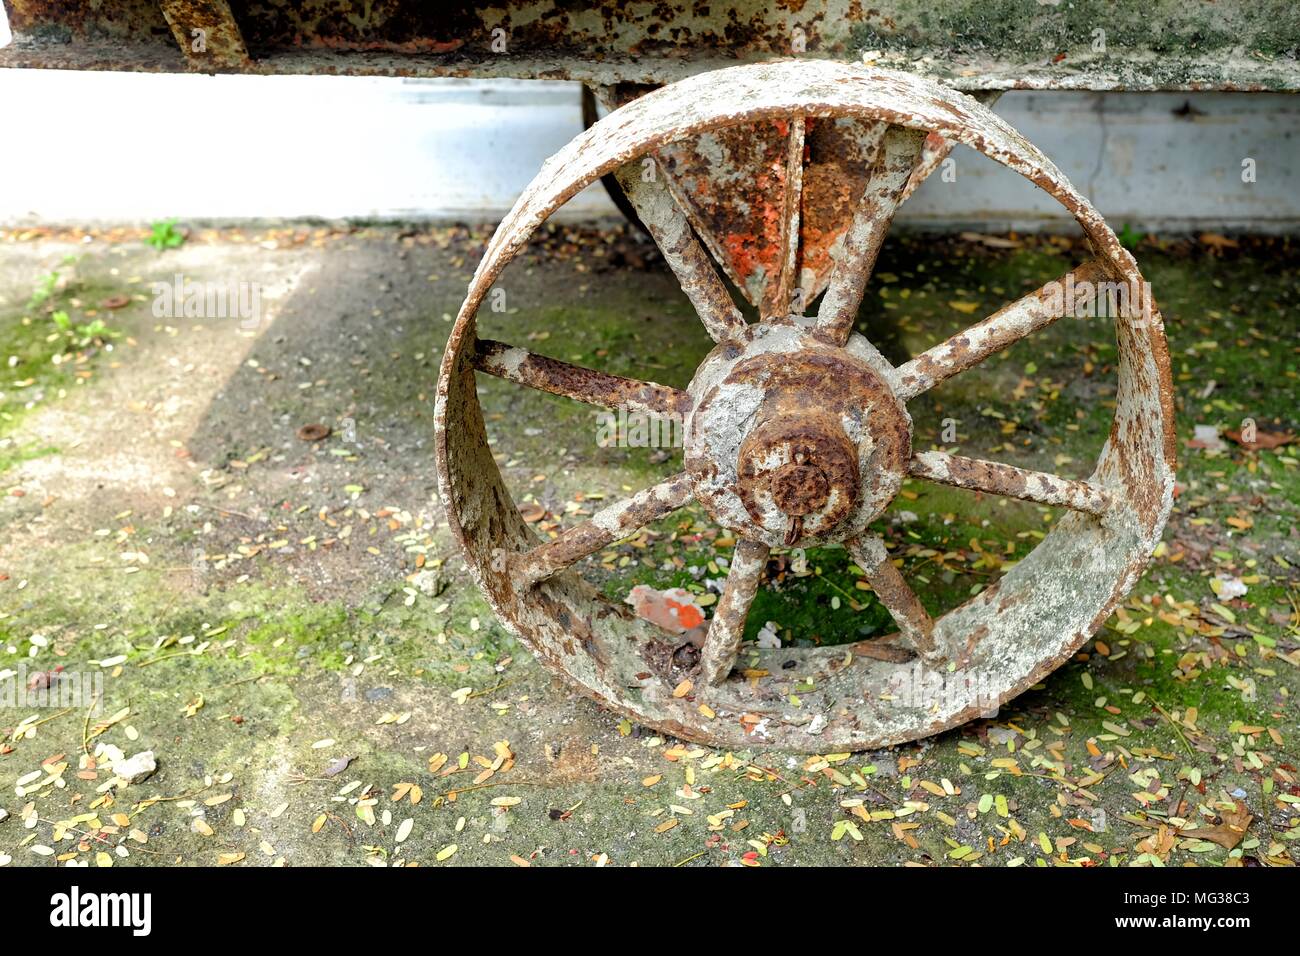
top-left (0, 70), bottom-right (1294, 231)
top-left (903, 91), bottom-right (1298, 233)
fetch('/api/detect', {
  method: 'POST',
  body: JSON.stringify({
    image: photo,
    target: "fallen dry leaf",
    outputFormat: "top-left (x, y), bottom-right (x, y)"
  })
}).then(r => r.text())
top-left (1182, 801), bottom-right (1253, 850)
top-left (1198, 232), bottom-right (1240, 251)
top-left (1224, 427), bottom-right (1295, 451)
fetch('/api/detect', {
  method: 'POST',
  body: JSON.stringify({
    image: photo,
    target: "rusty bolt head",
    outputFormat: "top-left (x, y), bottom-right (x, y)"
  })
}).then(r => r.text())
top-left (737, 409), bottom-right (860, 542)
top-left (770, 461), bottom-right (830, 515)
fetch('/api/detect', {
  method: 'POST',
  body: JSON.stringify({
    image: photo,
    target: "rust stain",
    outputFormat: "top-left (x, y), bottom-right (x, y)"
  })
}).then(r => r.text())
top-left (474, 338), bottom-right (691, 418)
top-left (159, 0), bottom-right (250, 71)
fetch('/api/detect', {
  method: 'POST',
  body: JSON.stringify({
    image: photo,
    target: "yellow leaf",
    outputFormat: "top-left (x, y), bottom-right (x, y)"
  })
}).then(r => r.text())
top-left (87, 707), bottom-right (131, 740)
top-left (436, 844), bottom-right (458, 862)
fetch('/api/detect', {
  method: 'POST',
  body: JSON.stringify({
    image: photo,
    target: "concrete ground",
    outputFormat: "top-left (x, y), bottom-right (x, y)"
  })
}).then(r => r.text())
top-left (0, 222), bottom-right (1296, 867)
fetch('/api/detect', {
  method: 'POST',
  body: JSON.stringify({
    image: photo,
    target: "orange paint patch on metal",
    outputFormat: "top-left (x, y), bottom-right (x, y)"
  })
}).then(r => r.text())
top-left (655, 116), bottom-right (886, 315)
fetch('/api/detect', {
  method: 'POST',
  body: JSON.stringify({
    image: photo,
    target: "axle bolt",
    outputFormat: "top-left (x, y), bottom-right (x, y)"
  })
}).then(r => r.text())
top-left (770, 457), bottom-right (830, 516)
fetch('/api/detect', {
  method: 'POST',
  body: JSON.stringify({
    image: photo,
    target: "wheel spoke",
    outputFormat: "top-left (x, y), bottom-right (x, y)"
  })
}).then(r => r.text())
top-left (764, 116), bottom-right (806, 320)
top-left (614, 160), bottom-right (747, 343)
top-left (474, 338), bottom-right (691, 419)
top-left (894, 259), bottom-right (1108, 400)
top-left (815, 125), bottom-right (927, 345)
top-left (698, 539), bottom-right (769, 685)
top-left (848, 535), bottom-right (940, 662)
top-left (910, 451), bottom-right (1113, 516)
top-left (510, 473), bottom-right (694, 588)
top-left (898, 131), bottom-right (953, 204)
top-left (898, 92), bottom-right (1003, 204)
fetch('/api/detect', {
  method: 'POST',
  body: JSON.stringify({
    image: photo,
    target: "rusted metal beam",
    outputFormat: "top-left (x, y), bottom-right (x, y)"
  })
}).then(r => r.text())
top-left (158, 0), bottom-right (250, 71)
top-left (508, 473), bottom-right (693, 588)
top-left (473, 339), bottom-right (691, 419)
top-left (910, 451), bottom-right (1113, 516)
top-left (848, 535), bottom-right (940, 662)
top-left (894, 259), bottom-right (1108, 399)
top-left (815, 126), bottom-right (926, 345)
top-left (613, 161), bottom-right (747, 343)
top-left (698, 539), bottom-right (769, 685)
top-left (766, 116), bottom-right (806, 320)
top-left (4, 2), bottom-right (1296, 91)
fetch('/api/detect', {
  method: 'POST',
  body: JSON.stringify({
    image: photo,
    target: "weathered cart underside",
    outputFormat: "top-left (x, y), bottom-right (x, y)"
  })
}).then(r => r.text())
top-left (2, 1), bottom-right (1298, 91)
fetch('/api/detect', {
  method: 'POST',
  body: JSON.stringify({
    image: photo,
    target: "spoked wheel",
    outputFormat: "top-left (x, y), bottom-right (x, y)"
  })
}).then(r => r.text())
top-left (435, 61), bottom-right (1175, 752)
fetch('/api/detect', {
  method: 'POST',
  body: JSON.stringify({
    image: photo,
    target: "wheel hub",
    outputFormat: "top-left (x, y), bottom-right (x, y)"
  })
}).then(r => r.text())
top-left (436, 59), bottom-right (1175, 751)
top-left (685, 324), bottom-right (912, 547)
top-left (770, 461), bottom-right (833, 516)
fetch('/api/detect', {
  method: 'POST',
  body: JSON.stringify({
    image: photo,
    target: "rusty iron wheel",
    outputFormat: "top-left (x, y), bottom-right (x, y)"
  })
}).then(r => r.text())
top-left (435, 61), bottom-right (1176, 752)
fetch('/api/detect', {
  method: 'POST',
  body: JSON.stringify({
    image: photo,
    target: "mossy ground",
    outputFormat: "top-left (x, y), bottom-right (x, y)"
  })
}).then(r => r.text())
top-left (0, 224), bottom-right (1295, 867)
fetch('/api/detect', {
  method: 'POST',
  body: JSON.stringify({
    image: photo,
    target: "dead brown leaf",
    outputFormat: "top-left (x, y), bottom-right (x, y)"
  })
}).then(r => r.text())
top-left (1181, 801), bottom-right (1252, 850)
top-left (1198, 233), bottom-right (1240, 251)
top-left (1224, 428), bottom-right (1296, 451)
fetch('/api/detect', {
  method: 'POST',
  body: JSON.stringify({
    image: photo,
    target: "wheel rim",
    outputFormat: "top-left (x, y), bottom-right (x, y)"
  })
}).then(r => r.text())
top-left (435, 61), bottom-right (1176, 752)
